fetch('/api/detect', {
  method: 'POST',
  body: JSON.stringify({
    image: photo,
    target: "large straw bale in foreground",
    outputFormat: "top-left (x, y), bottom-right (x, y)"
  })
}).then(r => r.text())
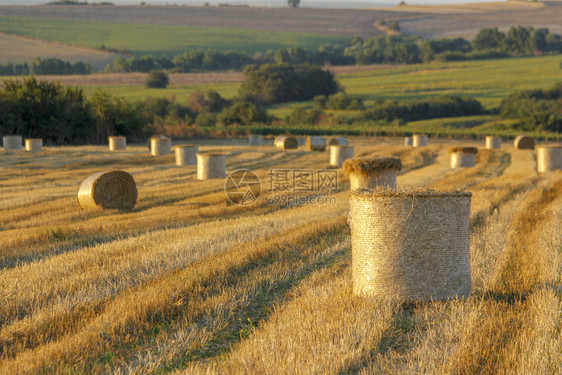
top-left (109, 136), bottom-right (126, 151)
top-left (150, 135), bottom-right (172, 156)
top-left (412, 134), bottom-right (428, 147)
top-left (343, 156), bottom-right (402, 190)
top-left (275, 135), bottom-right (298, 150)
top-left (330, 145), bottom-right (354, 167)
top-left (537, 146), bottom-right (562, 173)
top-left (25, 138), bottom-right (43, 152)
top-left (329, 137), bottom-right (348, 146)
top-left (249, 134), bottom-right (263, 146)
top-left (349, 188), bottom-right (472, 301)
top-left (514, 135), bottom-right (535, 150)
top-left (485, 136), bottom-right (502, 149)
top-left (175, 145), bottom-right (198, 166)
top-left (449, 147), bottom-right (478, 169)
top-left (306, 136), bottom-right (326, 151)
top-left (78, 170), bottom-right (137, 211)
top-left (3, 135), bottom-right (22, 151)
top-left (197, 153), bottom-right (226, 180)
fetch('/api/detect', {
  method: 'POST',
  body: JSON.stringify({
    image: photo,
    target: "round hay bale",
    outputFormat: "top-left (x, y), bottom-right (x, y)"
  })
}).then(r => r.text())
top-left (197, 153), bottom-right (226, 180)
top-left (275, 135), bottom-right (298, 150)
top-left (412, 134), bottom-right (428, 147)
top-left (404, 137), bottom-right (413, 146)
top-left (249, 134), bottom-right (263, 146)
top-left (150, 135), bottom-right (171, 156)
top-left (175, 144), bottom-right (198, 166)
top-left (449, 147), bottom-right (478, 169)
top-left (3, 135), bottom-right (22, 151)
top-left (77, 170), bottom-right (137, 211)
top-left (537, 145), bottom-right (562, 173)
top-left (514, 135), bottom-right (535, 150)
top-left (330, 145), bottom-right (354, 167)
top-left (306, 136), bottom-right (326, 152)
top-left (485, 136), bottom-right (502, 150)
top-left (343, 156), bottom-right (402, 190)
top-left (109, 136), bottom-right (126, 151)
top-left (25, 138), bottom-right (43, 152)
top-left (349, 188), bottom-right (472, 301)
top-left (329, 137), bottom-right (349, 146)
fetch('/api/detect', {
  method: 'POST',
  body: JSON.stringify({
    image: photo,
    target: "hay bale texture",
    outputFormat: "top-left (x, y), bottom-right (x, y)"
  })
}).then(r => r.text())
top-left (249, 134), bottom-right (263, 146)
top-left (514, 135), bottom-right (535, 150)
top-left (449, 147), bottom-right (478, 169)
top-left (413, 134), bottom-right (428, 147)
top-left (275, 136), bottom-right (298, 150)
top-left (349, 188), bottom-right (472, 301)
top-left (306, 136), bottom-right (326, 151)
top-left (109, 136), bottom-right (126, 151)
top-left (176, 145), bottom-right (198, 166)
top-left (329, 137), bottom-right (349, 146)
top-left (343, 156), bottom-right (402, 190)
top-left (77, 170), bottom-right (137, 211)
top-left (25, 138), bottom-right (43, 152)
top-left (485, 136), bottom-right (502, 149)
top-left (3, 136), bottom-right (22, 151)
top-left (537, 146), bottom-right (562, 173)
top-left (404, 137), bottom-right (413, 146)
top-left (150, 135), bottom-right (172, 156)
top-left (330, 145), bottom-right (354, 167)
top-left (197, 153), bottom-right (226, 180)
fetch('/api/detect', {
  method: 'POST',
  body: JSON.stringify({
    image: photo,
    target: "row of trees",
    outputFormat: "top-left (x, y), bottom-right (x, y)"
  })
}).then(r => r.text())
top-left (499, 82), bottom-right (562, 132)
top-left (0, 57), bottom-right (92, 76)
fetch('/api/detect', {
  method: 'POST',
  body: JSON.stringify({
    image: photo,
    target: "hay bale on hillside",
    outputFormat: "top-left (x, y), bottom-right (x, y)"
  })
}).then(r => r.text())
top-left (275, 135), bottom-right (298, 150)
top-left (343, 156), bottom-right (402, 190)
top-left (197, 153), bottom-right (226, 180)
top-left (449, 147), bottom-right (478, 169)
top-left (329, 137), bottom-right (349, 146)
top-left (514, 135), bottom-right (535, 150)
top-left (3, 135), bottom-right (22, 151)
top-left (485, 136), bottom-right (502, 149)
top-left (25, 138), bottom-right (43, 152)
top-left (175, 145), bottom-right (198, 166)
top-left (306, 136), bottom-right (326, 151)
top-left (330, 145), bottom-right (354, 167)
top-left (249, 134), bottom-right (263, 146)
top-left (404, 137), bottom-right (413, 146)
top-left (537, 145), bottom-right (562, 173)
top-left (412, 134), bottom-right (428, 147)
top-left (150, 135), bottom-right (172, 156)
top-left (77, 170), bottom-right (137, 211)
top-left (109, 136), bottom-right (126, 151)
top-left (349, 188), bottom-right (472, 301)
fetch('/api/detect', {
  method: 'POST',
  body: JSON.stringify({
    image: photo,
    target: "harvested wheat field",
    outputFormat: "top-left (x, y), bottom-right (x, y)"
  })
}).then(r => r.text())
top-left (0, 137), bottom-right (560, 374)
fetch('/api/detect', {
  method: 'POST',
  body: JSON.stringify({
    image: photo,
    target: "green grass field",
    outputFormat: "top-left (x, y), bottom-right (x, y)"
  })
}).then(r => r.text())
top-left (0, 16), bottom-right (350, 57)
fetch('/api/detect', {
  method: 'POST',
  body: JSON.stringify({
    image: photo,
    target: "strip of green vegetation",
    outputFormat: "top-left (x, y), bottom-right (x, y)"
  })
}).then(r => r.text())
top-left (0, 16), bottom-right (349, 57)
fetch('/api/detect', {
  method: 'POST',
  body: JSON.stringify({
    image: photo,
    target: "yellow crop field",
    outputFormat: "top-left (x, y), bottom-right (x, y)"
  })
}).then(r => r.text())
top-left (0, 136), bottom-right (560, 373)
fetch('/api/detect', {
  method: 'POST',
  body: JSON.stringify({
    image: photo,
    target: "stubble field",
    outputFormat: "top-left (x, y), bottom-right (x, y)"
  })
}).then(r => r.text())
top-left (0, 136), bottom-right (560, 373)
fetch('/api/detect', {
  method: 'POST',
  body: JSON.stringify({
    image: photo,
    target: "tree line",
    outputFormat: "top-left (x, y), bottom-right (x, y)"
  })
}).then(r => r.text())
top-left (0, 57), bottom-right (92, 76)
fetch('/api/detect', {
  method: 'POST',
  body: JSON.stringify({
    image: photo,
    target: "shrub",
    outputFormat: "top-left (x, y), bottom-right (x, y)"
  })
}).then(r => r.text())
top-left (145, 70), bottom-right (169, 88)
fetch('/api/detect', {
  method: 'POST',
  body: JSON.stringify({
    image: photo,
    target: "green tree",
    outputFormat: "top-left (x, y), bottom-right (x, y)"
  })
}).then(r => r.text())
top-left (472, 27), bottom-right (506, 51)
top-left (288, 0), bottom-right (300, 8)
top-left (145, 70), bottom-right (169, 88)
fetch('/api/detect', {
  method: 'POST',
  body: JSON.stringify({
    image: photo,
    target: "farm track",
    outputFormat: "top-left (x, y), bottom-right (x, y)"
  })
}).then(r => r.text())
top-left (0, 138), bottom-right (560, 373)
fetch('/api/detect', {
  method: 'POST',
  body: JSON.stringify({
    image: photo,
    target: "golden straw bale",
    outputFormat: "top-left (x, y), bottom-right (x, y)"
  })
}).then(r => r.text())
top-left (2, 135), bottom-right (22, 151)
top-left (25, 138), bottom-right (43, 152)
top-left (349, 187), bottom-right (472, 301)
top-left (249, 134), bottom-right (263, 146)
top-left (306, 136), bottom-right (326, 151)
top-left (329, 137), bottom-right (349, 146)
top-left (330, 145), bottom-right (354, 167)
top-left (537, 145), bottom-right (562, 173)
top-left (109, 136), bottom-right (126, 151)
top-left (412, 134), bottom-right (428, 147)
top-left (343, 156), bottom-right (402, 190)
top-left (274, 135), bottom-right (298, 150)
top-left (175, 145), bottom-right (198, 166)
top-left (197, 153), bottom-right (226, 180)
top-left (77, 170), bottom-right (137, 211)
top-left (485, 136), bottom-right (502, 149)
top-left (404, 137), bottom-right (413, 146)
top-left (149, 135), bottom-right (172, 156)
top-left (514, 135), bottom-right (535, 150)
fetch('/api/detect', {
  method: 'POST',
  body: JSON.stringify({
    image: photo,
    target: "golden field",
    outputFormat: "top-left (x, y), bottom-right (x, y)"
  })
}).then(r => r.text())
top-left (0, 136), bottom-right (560, 374)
